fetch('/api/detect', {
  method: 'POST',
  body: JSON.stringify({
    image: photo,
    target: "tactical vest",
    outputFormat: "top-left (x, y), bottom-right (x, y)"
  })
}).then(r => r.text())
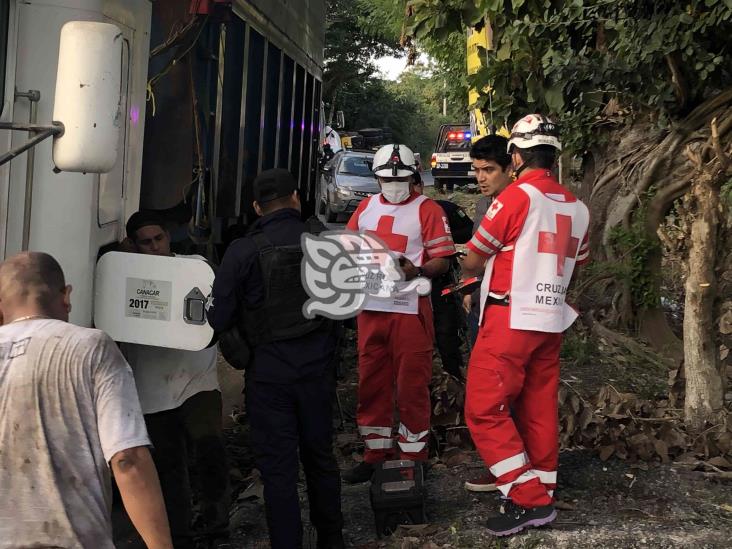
top-left (435, 199), bottom-right (473, 244)
top-left (241, 216), bottom-right (328, 344)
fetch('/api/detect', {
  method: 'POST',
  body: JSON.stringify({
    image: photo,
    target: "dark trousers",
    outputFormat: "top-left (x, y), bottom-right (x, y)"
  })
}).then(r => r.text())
top-left (247, 372), bottom-right (343, 549)
top-left (145, 390), bottom-right (230, 549)
top-left (431, 283), bottom-right (465, 379)
top-left (467, 309), bottom-right (479, 349)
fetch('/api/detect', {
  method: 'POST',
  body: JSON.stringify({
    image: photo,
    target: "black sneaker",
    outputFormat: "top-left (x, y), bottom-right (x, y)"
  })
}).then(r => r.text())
top-left (342, 461), bottom-right (375, 484)
top-left (485, 500), bottom-right (556, 536)
top-left (317, 531), bottom-right (346, 549)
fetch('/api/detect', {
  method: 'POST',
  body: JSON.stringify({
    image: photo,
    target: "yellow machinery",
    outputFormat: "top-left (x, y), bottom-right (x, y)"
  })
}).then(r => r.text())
top-left (466, 21), bottom-right (510, 141)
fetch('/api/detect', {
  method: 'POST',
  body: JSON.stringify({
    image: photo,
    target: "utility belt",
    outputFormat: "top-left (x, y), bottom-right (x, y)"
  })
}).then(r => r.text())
top-left (219, 318), bottom-right (336, 372)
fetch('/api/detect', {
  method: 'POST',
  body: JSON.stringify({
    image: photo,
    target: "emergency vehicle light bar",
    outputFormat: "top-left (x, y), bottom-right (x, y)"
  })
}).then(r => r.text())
top-left (447, 131), bottom-right (472, 141)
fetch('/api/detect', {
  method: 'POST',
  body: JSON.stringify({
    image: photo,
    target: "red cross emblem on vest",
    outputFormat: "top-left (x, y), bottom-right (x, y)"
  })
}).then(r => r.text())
top-left (367, 215), bottom-right (408, 253)
top-left (538, 214), bottom-right (579, 277)
top-left (486, 199), bottom-right (503, 220)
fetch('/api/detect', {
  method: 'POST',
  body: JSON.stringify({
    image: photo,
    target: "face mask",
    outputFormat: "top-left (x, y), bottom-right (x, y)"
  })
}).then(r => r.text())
top-left (381, 181), bottom-right (411, 203)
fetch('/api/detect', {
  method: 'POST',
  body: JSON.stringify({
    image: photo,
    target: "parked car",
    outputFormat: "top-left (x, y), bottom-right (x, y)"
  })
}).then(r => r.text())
top-left (319, 150), bottom-right (380, 223)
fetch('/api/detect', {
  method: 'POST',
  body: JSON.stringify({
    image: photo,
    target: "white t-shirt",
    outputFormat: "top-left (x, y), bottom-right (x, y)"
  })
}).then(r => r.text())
top-left (121, 343), bottom-right (219, 414)
top-left (120, 252), bottom-right (220, 415)
top-left (0, 318), bottom-right (150, 549)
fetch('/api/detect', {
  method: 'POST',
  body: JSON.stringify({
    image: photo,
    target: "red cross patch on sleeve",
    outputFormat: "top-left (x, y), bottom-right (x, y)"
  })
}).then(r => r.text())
top-left (486, 199), bottom-right (503, 220)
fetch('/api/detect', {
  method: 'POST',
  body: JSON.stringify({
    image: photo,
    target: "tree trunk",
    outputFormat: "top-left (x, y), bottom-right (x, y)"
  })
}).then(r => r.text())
top-left (683, 171), bottom-right (725, 431)
top-left (584, 92), bottom-right (732, 345)
top-left (328, 88), bottom-right (339, 126)
top-left (639, 308), bottom-right (683, 361)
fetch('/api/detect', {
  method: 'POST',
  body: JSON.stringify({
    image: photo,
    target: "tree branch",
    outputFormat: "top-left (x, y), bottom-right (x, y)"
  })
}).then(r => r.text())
top-left (711, 116), bottom-right (730, 172)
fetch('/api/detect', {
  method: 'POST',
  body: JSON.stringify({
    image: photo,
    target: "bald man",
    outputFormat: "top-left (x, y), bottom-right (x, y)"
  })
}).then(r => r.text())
top-left (0, 252), bottom-right (172, 549)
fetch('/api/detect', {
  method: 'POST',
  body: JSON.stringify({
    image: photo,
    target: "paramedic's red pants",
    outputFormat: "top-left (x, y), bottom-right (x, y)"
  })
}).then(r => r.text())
top-left (356, 296), bottom-right (434, 463)
top-left (465, 304), bottom-right (561, 508)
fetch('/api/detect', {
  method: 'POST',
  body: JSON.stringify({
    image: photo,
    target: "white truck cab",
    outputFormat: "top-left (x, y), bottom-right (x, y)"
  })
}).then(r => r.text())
top-left (1, 1), bottom-right (153, 330)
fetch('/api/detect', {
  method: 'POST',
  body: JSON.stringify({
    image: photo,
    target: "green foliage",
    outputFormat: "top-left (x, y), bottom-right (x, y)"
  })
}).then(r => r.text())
top-left (722, 176), bottom-right (732, 225)
top-left (326, 0), bottom-right (465, 156)
top-left (416, 31), bottom-right (470, 113)
top-left (560, 331), bottom-right (597, 368)
top-left (722, 176), bottom-right (732, 208)
top-left (359, 0), bottom-right (470, 120)
top-left (323, 0), bottom-right (401, 103)
top-left (355, 0), bottom-right (406, 43)
top-left (608, 218), bottom-right (661, 311)
top-left (334, 66), bottom-right (457, 159)
top-left (402, 0), bottom-right (732, 154)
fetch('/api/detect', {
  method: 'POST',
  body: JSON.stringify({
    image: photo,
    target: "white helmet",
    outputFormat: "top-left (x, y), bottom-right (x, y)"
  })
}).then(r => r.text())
top-left (372, 144), bottom-right (417, 178)
top-left (507, 114), bottom-right (562, 152)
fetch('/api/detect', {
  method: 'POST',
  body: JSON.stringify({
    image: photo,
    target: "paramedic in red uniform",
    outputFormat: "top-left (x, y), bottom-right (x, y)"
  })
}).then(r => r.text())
top-left (342, 144), bottom-right (456, 484)
top-left (461, 115), bottom-right (590, 536)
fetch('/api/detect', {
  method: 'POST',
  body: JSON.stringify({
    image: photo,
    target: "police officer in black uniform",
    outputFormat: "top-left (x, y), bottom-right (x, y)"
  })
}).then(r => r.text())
top-left (207, 169), bottom-right (344, 549)
top-left (413, 173), bottom-right (472, 380)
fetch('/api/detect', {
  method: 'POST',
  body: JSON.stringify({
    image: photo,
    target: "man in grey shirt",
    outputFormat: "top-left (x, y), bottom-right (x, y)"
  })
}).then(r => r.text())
top-left (0, 252), bottom-right (172, 549)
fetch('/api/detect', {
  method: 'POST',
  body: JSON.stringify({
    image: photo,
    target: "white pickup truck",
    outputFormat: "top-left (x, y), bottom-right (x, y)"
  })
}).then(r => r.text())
top-left (429, 124), bottom-right (476, 193)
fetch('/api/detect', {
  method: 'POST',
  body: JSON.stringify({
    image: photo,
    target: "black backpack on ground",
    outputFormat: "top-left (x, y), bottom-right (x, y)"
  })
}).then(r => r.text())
top-left (370, 460), bottom-right (427, 538)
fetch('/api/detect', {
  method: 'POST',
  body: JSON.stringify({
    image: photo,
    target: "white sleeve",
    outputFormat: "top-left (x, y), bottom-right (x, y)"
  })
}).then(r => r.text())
top-left (91, 333), bottom-right (151, 463)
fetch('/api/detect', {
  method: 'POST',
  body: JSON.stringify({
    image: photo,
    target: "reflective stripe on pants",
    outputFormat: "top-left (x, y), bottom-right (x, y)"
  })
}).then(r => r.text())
top-left (356, 297), bottom-right (434, 463)
top-left (465, 305), bottom-right (561, 508)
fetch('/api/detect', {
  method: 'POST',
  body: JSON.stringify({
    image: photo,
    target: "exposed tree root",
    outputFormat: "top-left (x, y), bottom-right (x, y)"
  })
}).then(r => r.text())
top-left (584, 87), bottom-right (732, 369)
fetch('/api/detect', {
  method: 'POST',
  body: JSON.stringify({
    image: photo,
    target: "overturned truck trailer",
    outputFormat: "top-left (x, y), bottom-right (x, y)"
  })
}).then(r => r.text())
top-left (0, 0), bottom-right (325, 337)
top-left (142, 0), bottom-right (326, 220)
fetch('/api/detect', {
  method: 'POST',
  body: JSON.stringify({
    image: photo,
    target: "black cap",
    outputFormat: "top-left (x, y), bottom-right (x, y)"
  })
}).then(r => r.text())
top-left (253, 169), bottom-right (297, 203)
top-left (126, 210), bottom-right (167, 240)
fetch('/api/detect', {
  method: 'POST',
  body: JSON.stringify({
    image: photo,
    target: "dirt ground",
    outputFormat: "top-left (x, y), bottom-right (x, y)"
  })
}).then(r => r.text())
top-left (217, 329), bottom-right (731, 549)
top-left (113, 340), bottom-right (731, 549)
top-left (223, 448), bottom-right (731, 548)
